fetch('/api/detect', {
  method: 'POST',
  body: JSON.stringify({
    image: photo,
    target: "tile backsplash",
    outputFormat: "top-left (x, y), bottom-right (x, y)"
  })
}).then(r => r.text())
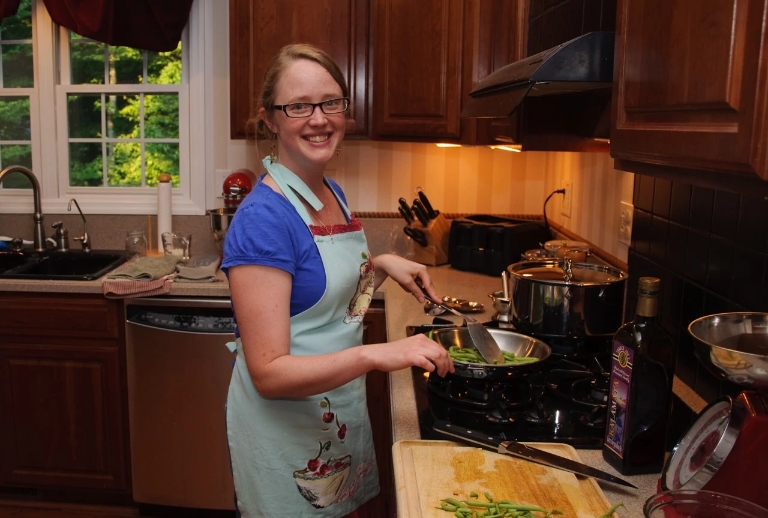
top-left (628, 174), bottom-right (768, 402)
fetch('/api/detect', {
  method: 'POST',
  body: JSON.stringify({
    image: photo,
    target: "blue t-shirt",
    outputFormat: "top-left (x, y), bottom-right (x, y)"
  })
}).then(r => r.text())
top-left (221, 175), bottom-right (348, 322)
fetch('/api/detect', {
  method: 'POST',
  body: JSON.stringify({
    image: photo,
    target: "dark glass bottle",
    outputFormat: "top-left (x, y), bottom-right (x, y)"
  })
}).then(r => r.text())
top-left (602, 277), bottom-right (677, 475)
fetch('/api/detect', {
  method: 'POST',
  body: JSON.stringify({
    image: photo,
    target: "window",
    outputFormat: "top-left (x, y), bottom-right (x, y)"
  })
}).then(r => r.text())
top-left (0, 0), bottom-right (33, 189)
top-left (0, 0), bottom-right (208, 215)
top-left (63, 35), bottom-right (182, 189)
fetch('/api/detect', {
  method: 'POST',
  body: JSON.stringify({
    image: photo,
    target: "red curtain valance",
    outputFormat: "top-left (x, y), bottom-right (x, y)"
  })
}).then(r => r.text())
top-left (42, 0), bottom-right (195, 52)
top-left (0, 0), bottom-right (21, 22)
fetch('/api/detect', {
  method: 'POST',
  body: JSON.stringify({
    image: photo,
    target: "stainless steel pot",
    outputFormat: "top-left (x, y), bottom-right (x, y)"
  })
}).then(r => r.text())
top-left (507, 259), bottom-right (628, 339)
top-left (428, 326), bottom-right (551, 380)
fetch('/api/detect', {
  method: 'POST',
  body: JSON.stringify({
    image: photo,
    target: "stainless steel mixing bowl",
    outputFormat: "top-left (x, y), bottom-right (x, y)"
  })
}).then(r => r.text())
top-left (206, 207), bottom-right (237, 252)
top-left (688, 312), bottom-right (768, 388)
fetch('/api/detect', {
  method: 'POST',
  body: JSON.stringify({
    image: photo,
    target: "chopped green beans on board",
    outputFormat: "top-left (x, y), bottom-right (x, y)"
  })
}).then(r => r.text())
top-left (435, 492), bottom-right (624, 518)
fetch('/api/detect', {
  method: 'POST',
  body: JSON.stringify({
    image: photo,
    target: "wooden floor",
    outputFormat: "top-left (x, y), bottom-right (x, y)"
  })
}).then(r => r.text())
top-left (0, 500), bottom-right (236, 518)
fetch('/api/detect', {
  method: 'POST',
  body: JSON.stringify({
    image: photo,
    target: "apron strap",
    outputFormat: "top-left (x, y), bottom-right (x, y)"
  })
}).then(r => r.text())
top-left (262, 157), bottom-right (352, 226)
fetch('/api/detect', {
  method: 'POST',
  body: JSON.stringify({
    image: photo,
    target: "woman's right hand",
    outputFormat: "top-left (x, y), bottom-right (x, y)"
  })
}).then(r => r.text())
top-left (364, 334), bottom-right (455, 377)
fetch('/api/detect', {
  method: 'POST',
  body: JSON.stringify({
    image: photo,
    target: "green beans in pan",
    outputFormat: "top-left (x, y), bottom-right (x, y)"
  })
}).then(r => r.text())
top-left (445, 345), bottom-right (539, 365)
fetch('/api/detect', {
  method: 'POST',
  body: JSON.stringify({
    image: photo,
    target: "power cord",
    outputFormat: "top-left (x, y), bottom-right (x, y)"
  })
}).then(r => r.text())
top-left (543, 188), bottom-right (566, 239)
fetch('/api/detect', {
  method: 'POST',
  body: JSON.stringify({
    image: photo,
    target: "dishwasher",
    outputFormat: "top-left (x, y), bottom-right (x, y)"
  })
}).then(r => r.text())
top-left (125, 297), bottom-right (236, 510)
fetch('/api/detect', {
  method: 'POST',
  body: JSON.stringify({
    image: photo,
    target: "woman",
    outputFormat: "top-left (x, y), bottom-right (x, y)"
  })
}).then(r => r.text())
top-left (221, 43), bottom-right (454, 518)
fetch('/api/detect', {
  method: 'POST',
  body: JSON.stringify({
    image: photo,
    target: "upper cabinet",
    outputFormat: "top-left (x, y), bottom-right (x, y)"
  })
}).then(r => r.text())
top-left (371, 0), bottom-right (464, 140)
top-left (229, 0), bottom-right (370, 139)
top-left (611, 0), bottom-right (768, 195)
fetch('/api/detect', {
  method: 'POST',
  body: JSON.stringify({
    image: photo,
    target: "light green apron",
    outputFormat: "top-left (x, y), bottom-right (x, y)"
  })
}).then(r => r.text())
top-left (226, 158), bottom-right (379, 517)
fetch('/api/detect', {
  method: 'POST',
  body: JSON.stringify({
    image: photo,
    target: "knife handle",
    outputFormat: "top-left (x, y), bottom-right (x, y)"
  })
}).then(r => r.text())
top-left (398, 206), bottom-right (414, 224)
top-left (418, 190), bottom-right (438, 219)
top-left (432, 421), bottom-right (501, 450)
top-left (411, 202), bottom-right (430, 227)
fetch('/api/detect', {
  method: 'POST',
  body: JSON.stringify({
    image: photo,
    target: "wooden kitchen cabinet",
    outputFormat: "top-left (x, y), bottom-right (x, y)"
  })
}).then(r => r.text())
top-left (371, 0), bottom-right (464, 140)
top-left (611, 0), bottom-right (768, 195)
top-left (229, 0), bottom-right (370, 139)
top-left (0, 293), bottom-right (129, 494)
top-left (361, 301), bottom-right (393, 518)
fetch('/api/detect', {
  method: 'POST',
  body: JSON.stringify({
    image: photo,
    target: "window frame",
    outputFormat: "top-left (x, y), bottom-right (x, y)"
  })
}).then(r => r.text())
top-left (0, 0), bottom-right (208, 216)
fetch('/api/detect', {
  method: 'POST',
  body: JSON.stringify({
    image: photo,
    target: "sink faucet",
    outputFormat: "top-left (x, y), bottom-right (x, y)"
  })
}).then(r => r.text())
top-left (0, 165), bottom-right (45, 252)
top-left (68, 198), bottom-right (90, 252)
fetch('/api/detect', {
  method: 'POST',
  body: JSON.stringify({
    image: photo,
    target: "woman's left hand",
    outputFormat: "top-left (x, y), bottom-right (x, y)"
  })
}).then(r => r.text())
top-left (373, 254), bottom-right (438, 303)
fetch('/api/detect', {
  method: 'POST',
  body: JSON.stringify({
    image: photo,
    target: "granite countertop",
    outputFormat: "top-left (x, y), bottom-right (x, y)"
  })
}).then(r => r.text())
top-left (2, 258), bottom-right (703, 517)
top-left (0, 260), bottom-right (231, 298)
top-left (380, 265), bottom-right (704, 518)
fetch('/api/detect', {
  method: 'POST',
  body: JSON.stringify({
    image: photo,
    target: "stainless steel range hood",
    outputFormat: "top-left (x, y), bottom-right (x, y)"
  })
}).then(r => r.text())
top-left (462, 32), bottom-right (615, 119)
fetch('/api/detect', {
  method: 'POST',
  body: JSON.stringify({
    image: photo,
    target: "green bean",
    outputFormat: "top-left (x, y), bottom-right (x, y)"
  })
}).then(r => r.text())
top-left (598, 503), bottom-right (625, 518)
top-left (446, 346), bottom-right (539, 365)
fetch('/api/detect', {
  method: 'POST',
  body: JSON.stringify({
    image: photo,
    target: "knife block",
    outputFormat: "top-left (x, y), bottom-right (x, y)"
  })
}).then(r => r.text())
top-left (410, 213), bottom-right (450, 266)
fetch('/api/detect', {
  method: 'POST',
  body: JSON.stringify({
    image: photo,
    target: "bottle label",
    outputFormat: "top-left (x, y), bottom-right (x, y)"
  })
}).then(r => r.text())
top-left (604, 340), bottom-right (634, 458)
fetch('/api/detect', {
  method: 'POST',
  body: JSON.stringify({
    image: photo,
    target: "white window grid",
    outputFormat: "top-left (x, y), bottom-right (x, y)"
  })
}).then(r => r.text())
top-left (0, 0), bottom-right (209, 216)
top-left (0, 10), bottom-right (33, 171)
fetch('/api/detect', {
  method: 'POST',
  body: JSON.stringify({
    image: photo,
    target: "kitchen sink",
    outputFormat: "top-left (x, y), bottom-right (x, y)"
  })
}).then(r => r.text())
top-left (0, 249), bottom-right (131, 281)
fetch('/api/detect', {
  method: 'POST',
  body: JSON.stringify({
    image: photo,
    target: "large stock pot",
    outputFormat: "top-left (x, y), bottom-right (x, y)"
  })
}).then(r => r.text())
top-left (507, 259), bottom-right (628, 339)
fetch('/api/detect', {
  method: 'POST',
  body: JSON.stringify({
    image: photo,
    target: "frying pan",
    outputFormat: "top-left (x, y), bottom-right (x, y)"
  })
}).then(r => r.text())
top-left (427, 326), bottom-right (551, 380)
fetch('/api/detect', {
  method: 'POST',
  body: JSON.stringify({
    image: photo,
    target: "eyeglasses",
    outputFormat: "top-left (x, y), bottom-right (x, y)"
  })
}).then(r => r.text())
top-left (273, 97), bottom-right (350, 118)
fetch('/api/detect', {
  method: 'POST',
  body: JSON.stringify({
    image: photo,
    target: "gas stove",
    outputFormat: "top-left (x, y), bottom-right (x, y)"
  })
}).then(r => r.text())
top-left (410, 320), bottom-right (612, 448)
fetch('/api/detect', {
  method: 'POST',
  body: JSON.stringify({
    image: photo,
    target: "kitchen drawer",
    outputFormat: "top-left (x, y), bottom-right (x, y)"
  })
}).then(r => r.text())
top-left (0, 293), bottom-right (120, 340)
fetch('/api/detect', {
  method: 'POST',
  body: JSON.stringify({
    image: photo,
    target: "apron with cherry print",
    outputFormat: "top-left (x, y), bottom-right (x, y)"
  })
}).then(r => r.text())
top-left (226, 158), bottom-right (379, 517)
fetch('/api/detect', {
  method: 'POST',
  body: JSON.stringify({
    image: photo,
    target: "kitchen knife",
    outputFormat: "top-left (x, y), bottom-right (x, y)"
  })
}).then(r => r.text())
top-left (413, 198), bottom-right (432, 221)
top-left (417, 190), bottom-right (439, 219)
top-left (432, 421), bottom-right (637, 489)
top-left (398, 198), bottom-right (415, 222)
top-left (411, 201), bottom-right (430, 227)
top-left (416, 284), bottom-right (504, 364)
top-left (398, 206), bottom-right (414, 225)
top-left (403, 226), bottom-right (428, 247)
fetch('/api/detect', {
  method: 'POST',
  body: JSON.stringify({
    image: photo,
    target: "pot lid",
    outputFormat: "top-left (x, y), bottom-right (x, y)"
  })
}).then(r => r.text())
top-left (508, 260), bottom-right (626, 286)
top-left (544, 240), bottom-right (590, 252)
top-left (661, 396), bottom-right (741, 491)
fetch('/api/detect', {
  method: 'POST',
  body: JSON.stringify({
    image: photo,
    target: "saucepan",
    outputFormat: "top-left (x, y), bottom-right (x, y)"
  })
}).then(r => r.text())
top-left (506, 259), bottom-right (628, 339)
top-left (426, 326), bottom-right (551, 380)
top-left (688, 312), bottom-right (768, 390)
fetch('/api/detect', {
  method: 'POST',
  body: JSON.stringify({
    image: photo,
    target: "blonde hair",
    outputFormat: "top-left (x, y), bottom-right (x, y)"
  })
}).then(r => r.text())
top-left (252, 43), bottom-right (349, 140)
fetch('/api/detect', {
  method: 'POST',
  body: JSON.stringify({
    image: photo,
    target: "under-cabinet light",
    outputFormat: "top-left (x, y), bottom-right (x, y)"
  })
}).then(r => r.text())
top-left (435, 143), bottom-right (461, 148)
top-left (490, 145), bottom-right (522, 152)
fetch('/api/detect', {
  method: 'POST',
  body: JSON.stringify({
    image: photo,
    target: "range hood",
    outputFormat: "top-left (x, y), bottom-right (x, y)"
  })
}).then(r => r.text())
top-left (462, 31), bottom-right (615, 120)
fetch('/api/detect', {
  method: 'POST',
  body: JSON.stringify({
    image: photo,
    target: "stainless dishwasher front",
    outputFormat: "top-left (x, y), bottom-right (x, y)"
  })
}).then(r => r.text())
top-left (125, 297), bottom-right (236, 510)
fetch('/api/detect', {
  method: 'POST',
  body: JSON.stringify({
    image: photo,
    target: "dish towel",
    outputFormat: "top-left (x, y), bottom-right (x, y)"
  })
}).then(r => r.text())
top-left (102, 255), bottom-right (182, 299)
top-left (107, 255), bottom-right (182, 280)
top-left (175, 254), bottom-right (222, 283)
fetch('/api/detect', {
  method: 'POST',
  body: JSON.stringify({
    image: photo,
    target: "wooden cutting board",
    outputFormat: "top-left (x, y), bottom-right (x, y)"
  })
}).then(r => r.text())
top-left (392, 440), bottom-right (618, 518)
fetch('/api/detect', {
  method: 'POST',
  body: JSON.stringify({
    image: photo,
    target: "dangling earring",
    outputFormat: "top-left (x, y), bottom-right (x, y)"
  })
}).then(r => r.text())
top-left (335, 147), bottom-right (341, 157)
top-left (270, 133), bottom-right (278, 163)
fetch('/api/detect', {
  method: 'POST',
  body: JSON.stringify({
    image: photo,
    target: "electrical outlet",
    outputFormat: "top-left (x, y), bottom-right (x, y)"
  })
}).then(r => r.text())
top-left (619, 201), bottom-right (634, 246)
top-left (561, 180), bottom-right (573, 218)
top-left (214, 169), bottom-right (231, 197)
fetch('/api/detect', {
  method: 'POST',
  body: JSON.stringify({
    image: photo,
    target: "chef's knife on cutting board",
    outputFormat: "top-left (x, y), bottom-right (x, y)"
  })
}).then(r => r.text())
top-left (432, 421), bottom-right (637, 489)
